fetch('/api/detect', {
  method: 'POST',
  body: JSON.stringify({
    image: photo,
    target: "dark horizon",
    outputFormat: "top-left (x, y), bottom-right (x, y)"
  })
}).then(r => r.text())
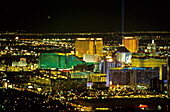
top-left (0, 0), bottom-right (170, 33)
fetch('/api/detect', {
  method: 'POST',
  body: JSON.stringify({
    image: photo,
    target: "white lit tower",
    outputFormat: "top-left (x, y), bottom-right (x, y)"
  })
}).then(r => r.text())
top-left (151, 40), bottom-right (156, 56)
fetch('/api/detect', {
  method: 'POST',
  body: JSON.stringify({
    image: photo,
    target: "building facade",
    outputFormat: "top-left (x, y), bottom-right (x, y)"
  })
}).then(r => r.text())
top-left (75, 38), bottom-right (103, 57)
top-left (108, 67), bottom-right (159, 87)
top-left (131, 58), bottom-right (168, 80)
top-left (123, 37), bottom-right (138, 53)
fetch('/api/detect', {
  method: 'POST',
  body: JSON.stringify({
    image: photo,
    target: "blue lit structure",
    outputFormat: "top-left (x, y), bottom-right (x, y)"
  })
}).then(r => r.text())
top-left (107, 67), bottom-right (159, 86)
top-left (101, 61), bottom-right (115, 86)
top-left (106, 66), bottom-right (110, 86)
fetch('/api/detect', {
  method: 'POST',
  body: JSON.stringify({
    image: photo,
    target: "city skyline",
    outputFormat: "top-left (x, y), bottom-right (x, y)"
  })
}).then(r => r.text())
top-left (0, 0), bottom-right (170, 32)
top-left (0, 1), bottom-right (169, 111)
top-left (0, 28), bottom-right (169, 111)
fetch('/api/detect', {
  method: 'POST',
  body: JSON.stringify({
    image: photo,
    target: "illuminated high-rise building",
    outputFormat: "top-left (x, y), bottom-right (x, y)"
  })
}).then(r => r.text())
top-left (151, 40), bottom-right (156, 56)
top-left (75, 38), bottom-right (103, 57)
top-left (123, 37), bottom-right (138, 53)
top-left (147, 40), bottom-right (156, 56)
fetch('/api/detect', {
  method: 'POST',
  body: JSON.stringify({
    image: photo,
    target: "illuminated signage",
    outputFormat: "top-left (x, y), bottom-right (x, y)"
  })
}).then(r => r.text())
top-left (124, 37), bottom-right (133, 39)
top-left (96, 38), bottom-right (102, 40)
top-left (77, 38), bottom-right (86, 40)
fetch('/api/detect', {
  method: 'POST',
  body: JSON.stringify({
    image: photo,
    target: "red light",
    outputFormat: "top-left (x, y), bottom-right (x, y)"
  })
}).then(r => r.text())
top-left (62, 70), bottom-right (70, 72)
top-left (138, 104), bottom-right (148, 108)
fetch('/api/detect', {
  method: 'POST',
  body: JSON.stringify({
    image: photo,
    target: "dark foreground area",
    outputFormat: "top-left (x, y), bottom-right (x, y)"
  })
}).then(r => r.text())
top-left (74, 97), bottom-right (169, 111)
top-left (0, 87), bottom-right (169, 112)
top-left (0, 88), bottom-right (67, 111)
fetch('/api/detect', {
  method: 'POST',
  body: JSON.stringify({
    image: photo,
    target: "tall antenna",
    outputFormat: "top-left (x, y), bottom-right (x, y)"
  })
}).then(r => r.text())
top-left (122, 0), bottom-right (125, 45)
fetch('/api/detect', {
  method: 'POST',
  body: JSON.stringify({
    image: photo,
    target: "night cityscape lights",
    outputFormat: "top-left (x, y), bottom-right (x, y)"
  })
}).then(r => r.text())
top-left (0, 32), bottom-right (169, 111)
top-left (0, 0), bottom-right (170, 111)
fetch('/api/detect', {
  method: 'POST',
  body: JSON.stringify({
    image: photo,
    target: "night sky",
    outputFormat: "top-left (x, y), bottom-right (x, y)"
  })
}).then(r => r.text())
top-left (0, 0), bottom-right (170, 32)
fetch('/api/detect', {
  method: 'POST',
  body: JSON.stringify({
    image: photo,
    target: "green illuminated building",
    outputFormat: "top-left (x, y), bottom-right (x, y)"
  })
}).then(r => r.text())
top-left (39, 53), bottom-right (84, 69)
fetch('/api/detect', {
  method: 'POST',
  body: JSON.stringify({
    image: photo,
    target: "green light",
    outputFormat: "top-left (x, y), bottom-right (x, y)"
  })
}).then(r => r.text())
top-left (39, 53), bottom-right (85, 69)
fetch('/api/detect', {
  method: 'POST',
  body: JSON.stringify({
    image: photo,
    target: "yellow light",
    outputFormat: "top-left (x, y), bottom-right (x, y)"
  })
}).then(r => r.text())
top-left (124, 37), bottom-right (133, 39)
top-left (28, 83), bottom-right (31, 85)
top-left (109, 81), bottom-right (112, 85)
top-left (37, 88), bottom-right (42, 92)
top-left (77, 38), bottom-right (86, 40)
top-left (59, 53), bottom-right (65, 55)
top-left (106, 55), bottom-right (112, 58)
top-left (4, 82), bottom-right (8, 88)
top-left (96, 38), bottom-right (102, 40)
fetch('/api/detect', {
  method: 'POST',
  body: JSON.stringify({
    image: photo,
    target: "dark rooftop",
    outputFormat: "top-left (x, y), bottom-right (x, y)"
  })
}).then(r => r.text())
top-left (116, 46), bottom-right (130, 53)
